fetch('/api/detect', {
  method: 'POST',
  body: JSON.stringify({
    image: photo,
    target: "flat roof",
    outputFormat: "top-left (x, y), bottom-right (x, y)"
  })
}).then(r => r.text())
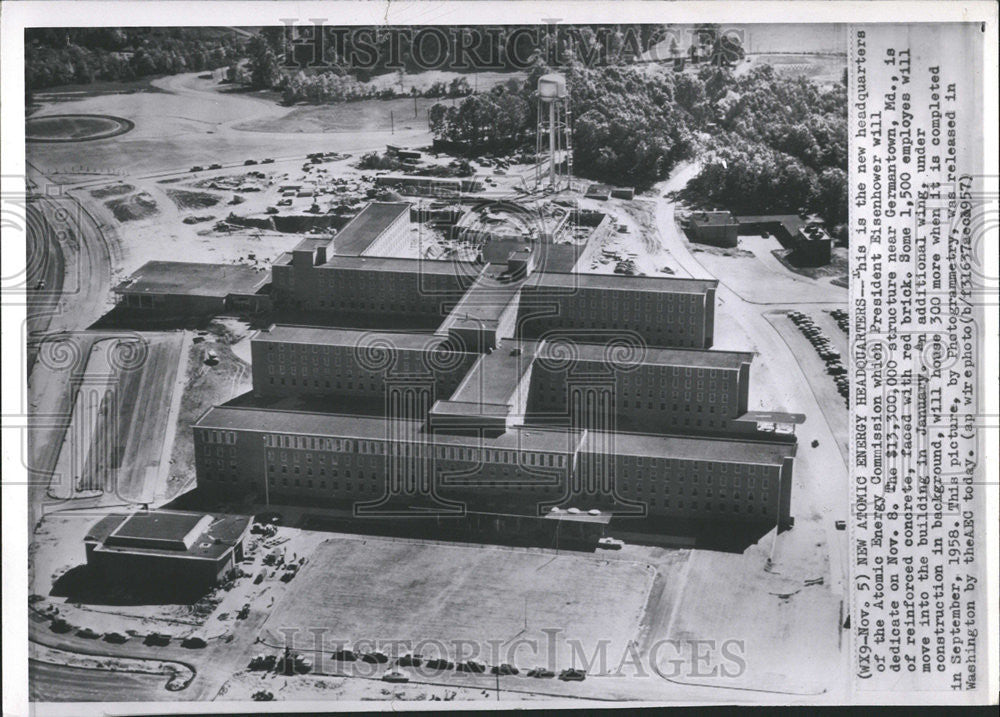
top-left (690, 211), bottom-right (736, 226)
top-left (85, 510), bottom-right (252, 562)
top-left (736, 411), bottom-right (807, 425)
top-left (448, 343), bottom-right (537, 406)
top-left (335, 201), bottom-right (410, 256)
top-left (481, 239), bottom-right (583, 273)
top-left (581, 430), bottom-right (796, 465)
top-left (254, 325), bottom-right (452, 353)
top-left (528, 271), bottom-right (717, 295)
top-left (114, 261), bottom-right (269, 297)
top-left (438, 266), bottom-right (523, 332)
top-left (195, 405), bottom-right (583, 454)
top-left (110, 511), bottom-right (205, 543)
top-left (540, 341), bottom-right (752, 370)
top-left (318, 255), bottom-right (470, 277)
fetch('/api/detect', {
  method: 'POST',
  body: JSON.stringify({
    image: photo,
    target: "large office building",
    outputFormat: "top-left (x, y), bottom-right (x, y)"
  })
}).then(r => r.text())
top-left (194, 200), bottom-right (799, 530)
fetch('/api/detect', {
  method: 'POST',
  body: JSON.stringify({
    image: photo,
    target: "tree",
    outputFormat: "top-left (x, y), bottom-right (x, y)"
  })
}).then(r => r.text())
top-left (246, 34), bottom-right (280, 90)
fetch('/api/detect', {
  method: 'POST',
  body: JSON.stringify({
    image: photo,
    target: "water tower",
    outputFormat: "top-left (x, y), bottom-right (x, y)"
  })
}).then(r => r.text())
top-left (535, 73), bottom-right (573, 191)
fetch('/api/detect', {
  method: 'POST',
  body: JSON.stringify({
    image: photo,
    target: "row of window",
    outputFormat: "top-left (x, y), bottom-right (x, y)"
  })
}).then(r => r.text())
top-left (258, 433), bottom-right (569, 467)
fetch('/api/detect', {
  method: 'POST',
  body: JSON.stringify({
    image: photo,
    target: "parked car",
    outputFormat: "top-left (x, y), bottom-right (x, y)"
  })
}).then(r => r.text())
top-left (208, 163), bottom-right (222, 170)
top-left (397, 653), bottom-right (423, 667)
top-left (425, 657), bottom-right (454, 671)
top-left (244, 159), bottom-right (258, 165)
top-left (182, 636), bottom-right (207, 649)
top-left (597, 537), bottom-right (624, 550)
top-left (252, 690), bottom-right (274, 701)
top-left (145, 632), bottom-right (171, 646)
top-left (382, 669), bottom-right (410, 683)
top-left (76, 627), bottom-right (101, 639)
top-left (261, 158), bottom-right (275, 164)
top-left (331, 648), bottom-right (357, 662)
top-left (528, 666), bottom-right (556, 678)
top-left (491, 663), bottom-right (519, 675)
top-left (190, 166), bottom-right (204, 172)
top-left (361, 651), bottom-right (389, 664)
top-left (104, 632), bottom-right (129, 644)
top-left (560, 668), bottom-right (586, 681)
top-left (456, 660), bottom-right (486, 673)
top-left (50, 619), bottom-right (71, 634)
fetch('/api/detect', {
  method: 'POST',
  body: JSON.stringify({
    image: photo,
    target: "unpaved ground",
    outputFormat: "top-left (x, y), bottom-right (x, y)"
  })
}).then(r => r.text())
top-left (167, 323), bottom-right (254, 498)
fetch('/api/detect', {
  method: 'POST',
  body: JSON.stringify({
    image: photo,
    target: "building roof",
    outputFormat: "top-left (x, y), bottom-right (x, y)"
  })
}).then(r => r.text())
top-left (481, 239), bottom-right (583, 273)
top-left (195, 404), bottom-right (795, 464)
top-left (194, 405), bottom-right (584, 454)
top-left (85, 510), bottom-right (252, 562)
top-left (447, 342), bottom-right (538, 406)
top-left (334, 201), bottom-right (410, 256)
top-left (690, 211), bottom-right (737, 226)
top-left (581, 430), bottom-right (796, 465)
top-left (528, 271), bottom-right (717, 295)
top-left (113, 261), bottom-right (269, 297)
top-left (735, 214), bottom-right (808, 238)
top-left (253, 325), bottom-right (453, 353)
top-left (318, 254), bottom-right (472, 277)
top-left (437, 266), bottom-right (522, 333)
top-left (540, 341), bottom-right (752, 370)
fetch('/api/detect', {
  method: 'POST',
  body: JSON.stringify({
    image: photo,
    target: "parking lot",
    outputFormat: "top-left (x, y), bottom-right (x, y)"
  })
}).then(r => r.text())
top-left (259, 536), bottom-right (657, 673)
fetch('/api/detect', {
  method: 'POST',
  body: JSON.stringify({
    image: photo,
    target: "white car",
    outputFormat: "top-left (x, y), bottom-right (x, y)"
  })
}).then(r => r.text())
top-left (597, 537), bottom-right (624, 550)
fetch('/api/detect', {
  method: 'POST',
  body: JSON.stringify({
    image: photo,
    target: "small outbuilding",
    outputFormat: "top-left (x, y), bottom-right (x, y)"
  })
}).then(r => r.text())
top-left (84, 509), bottom-right (253, 594)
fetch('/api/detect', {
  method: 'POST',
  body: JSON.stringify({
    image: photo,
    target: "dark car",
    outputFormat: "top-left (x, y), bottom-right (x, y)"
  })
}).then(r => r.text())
top-left (244, 159), bottom-right (258, 165)
top-left (190, 166), bottom-right (204, 172)
top-left (262, 158), bottom-right (275, 164)
top-left (209, 163), bottom-right (222, 170)
top-left (425, 657), bottom-right (455, 671)
top-left (331, 648), bottom-right (357, 662)
top-left (144, 632), bottom-right (171, 646)
top-left (76, 627), bottom-right (101, 639)
top-left (560, 668), bottom-right (586, 681)
top-left (182, 636), bottom-right (207, 649)
top-left (397, 653), bottom-right (423, 667)
top-left (491, 663), bottom-right (519, 676)
top-left (361, 651), bottom-right (389, 664)
top-left (456, 660), bottom-right (486, 674)
top-left (104, 632), bottom-right (129, 644)
top-left (50, 619), bottom-right (72, 634)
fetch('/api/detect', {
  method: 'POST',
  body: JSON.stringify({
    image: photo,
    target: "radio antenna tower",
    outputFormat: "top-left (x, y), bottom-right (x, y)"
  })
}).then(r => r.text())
top-left (535, 73), bottom-right (572, 191)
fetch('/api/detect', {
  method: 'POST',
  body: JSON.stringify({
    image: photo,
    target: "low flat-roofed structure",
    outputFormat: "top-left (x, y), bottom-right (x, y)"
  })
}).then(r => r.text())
top-left (113, 261), bottom-right (270, 314)
top-left (688, 211), bottom-right (739, 248)
top-left (84, 509), bottom-right (252, 592)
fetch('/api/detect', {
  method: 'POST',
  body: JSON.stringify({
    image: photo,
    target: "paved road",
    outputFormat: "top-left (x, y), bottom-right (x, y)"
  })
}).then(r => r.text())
top-left (29, 659), bottom-right (169, 702)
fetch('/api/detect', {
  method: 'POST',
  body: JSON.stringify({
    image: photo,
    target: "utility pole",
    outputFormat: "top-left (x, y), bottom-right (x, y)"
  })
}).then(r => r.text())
top-left (390, 111), bottom-right (394, 135)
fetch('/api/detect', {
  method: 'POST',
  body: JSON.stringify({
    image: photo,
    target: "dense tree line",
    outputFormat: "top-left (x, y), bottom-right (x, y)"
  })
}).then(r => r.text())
top-left (25, 28), bottom-right (244, 90)
top-left (684, 65), bottom-right (848, 227)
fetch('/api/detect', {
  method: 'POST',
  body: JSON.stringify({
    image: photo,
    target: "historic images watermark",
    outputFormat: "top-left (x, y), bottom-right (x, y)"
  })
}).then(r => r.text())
top-left (273, 22), bottom-right (748, 72)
